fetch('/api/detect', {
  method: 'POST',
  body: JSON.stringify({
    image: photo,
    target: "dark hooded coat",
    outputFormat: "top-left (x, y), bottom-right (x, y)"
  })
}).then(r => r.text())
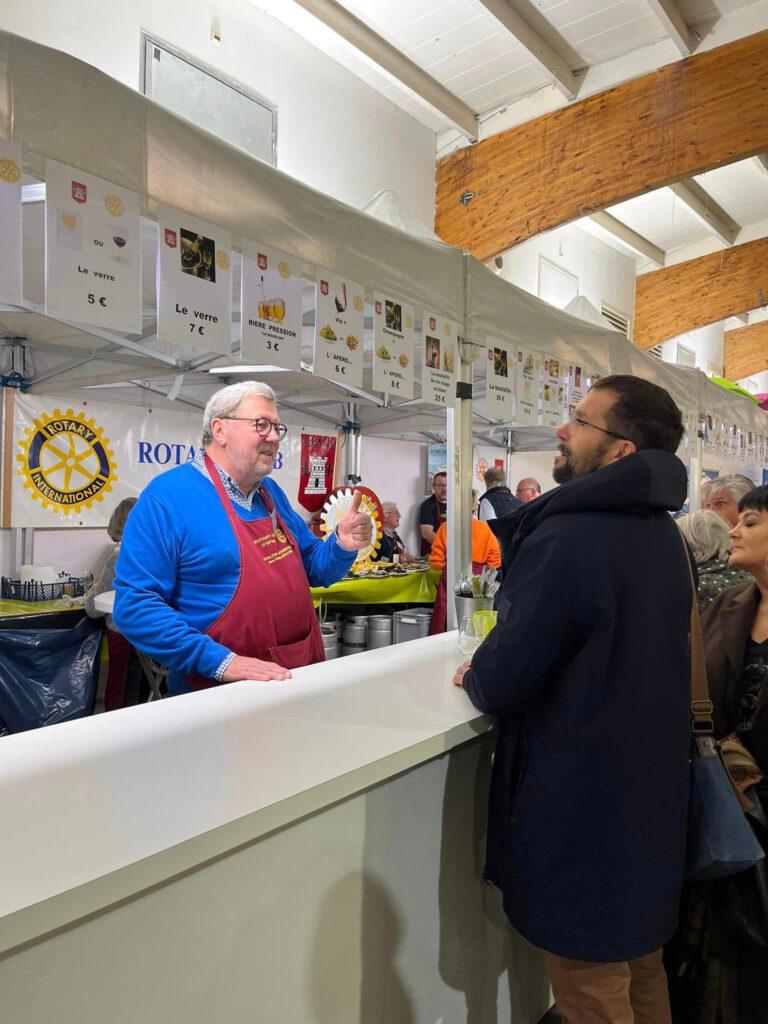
top-left (463, 450), bottom-right (692, 962)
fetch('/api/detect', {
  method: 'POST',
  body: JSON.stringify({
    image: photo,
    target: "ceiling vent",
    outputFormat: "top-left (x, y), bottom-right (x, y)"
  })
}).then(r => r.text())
top-left (600, 302), bottom-right (631, 337)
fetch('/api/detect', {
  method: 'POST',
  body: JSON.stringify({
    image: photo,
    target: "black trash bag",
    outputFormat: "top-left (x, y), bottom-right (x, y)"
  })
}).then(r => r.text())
top-left (0, 616), bottom-right (102, 732)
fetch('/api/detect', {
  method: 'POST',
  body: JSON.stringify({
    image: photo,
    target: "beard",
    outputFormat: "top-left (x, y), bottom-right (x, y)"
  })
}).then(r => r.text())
top-left (552, 440), bottom-right (611, 484)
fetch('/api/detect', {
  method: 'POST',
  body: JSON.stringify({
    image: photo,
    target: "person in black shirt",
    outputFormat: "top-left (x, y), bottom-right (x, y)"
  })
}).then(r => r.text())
top-left (418, 471), bottom-right (447, 555)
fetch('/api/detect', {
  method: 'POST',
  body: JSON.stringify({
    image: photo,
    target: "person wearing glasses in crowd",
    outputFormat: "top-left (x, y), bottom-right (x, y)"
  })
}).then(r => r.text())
top-left (454, 376), bottom-right (691, 1024)
top-left (515, 478), bottom-right (541, 503)
top-left (371, 502), bottom-right (409, 563)
top-left (114, 382), bottom-right (371, 693)
top-left (419, 470), bottom-right (448, 554)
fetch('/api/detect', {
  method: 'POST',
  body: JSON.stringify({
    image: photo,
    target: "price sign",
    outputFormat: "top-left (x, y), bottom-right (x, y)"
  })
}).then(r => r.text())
top-left (422, 312), bottom-right (456, 407)
top-left (313, 269), bottom-right (365, 388)
top-left (515, 347), bottom-right (541, 425)
top-left (44, 159), bottom-right (141, 332)
top-left (241, 242), bottom-right (302, 371)
top-left (0, 140), bottom-right (22, 305)
top-left (567, 364), bottom-right (585, 419)
top-left (156, 205), bottom-right (233, 354)
top-left (485, 336), bottom-right (514, 420)
top-left (373, 292), bottom-right (414, 398)
top-left (542, 355), bottom-right (564, 428)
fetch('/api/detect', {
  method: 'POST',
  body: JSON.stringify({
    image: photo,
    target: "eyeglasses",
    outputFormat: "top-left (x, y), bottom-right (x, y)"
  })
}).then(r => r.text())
top-left (569, 413), bottom-right (629, 442)
top-left (219, 417), bottom-right (288, 440)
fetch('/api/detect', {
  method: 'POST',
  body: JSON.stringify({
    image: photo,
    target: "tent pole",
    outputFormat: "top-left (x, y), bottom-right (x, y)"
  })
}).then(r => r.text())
top-left (505, 429), bottom-right (513, 486)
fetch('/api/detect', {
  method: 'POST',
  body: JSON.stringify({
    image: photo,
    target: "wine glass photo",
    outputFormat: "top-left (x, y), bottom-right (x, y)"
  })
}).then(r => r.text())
top-left (458, 615), bottom-right (480, 657)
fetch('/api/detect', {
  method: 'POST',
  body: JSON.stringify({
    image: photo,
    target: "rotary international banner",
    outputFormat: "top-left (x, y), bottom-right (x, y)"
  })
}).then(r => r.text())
top-left (7, 392), bottom-right (337, 528)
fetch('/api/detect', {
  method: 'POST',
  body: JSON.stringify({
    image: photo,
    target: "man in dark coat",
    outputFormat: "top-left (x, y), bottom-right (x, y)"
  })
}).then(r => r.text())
top-left (454, 375), bottom-right (691, 1024)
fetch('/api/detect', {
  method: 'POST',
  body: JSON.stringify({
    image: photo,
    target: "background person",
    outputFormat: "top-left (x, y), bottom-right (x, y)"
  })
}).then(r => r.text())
top-left (454, 375), bottom-right (691, 1024)
top-left (428, 504), bottom-right (501, 634)
top-left (114, 381), bottom-right (371, 694)
top-left (698, 486), bottom-right (768, 1024)
top-left (675, 509), bottom-right (751, 610)
top-left (701, 474), bottom-right (754, 527)
top-left (85, 497), bottom-right (141, 711)
top-left (514, 477), bottom-right (541, 503)
top-left (419, 471), bottom-right (447, 554)
top-left (478, 466), bottom-right (521, 522)
top-left (371, 502), bottom-right (409, 563)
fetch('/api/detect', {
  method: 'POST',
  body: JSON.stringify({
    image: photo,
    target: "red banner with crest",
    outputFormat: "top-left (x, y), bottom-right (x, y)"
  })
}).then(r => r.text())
top-left (298, 433), bottom-right (338, 513)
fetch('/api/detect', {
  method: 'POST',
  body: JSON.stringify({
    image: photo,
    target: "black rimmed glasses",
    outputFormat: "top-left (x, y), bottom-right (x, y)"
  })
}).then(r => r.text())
top-left (569, 412), bottom-right (630, 442)
top-left (220, 417), bottom-right (288, 440)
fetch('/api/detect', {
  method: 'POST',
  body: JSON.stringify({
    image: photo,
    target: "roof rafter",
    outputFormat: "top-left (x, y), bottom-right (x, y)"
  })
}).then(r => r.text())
top-left (644, 0), bottom-right (697, 55)
top-left (667, 180), bottom-right (741, 245)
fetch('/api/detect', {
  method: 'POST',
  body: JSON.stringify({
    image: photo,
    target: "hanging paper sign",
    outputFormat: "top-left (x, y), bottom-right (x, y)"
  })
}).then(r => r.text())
top-left (422, 312), bottom-right (456, 407)
top-left (373, 293), bottom-right (414, 398)
top-left (44, 159), bottom-right (141, 332)
top-left (567, 364), bottom-right (585, 418)
top-left (157, 205), bottom-right (232, 354)
top-left (0, 140), bottom-right (23, 305)
top-left (297, 433), bottom-right (338, 513)
top-left (515, 347), bottom-right (541, 424)
top-left (484, 335), bottom-right (514, 419)
top-left (313, 269), bottom-right (365, 388)
top-left (542, 356), bottom-right (564, 428)
top-left (241, 242), bottom-right (302, 370)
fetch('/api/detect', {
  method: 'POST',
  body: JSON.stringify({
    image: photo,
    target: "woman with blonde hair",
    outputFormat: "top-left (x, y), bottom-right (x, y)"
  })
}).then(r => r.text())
top-left (676, 509), bottom-right (751, 610)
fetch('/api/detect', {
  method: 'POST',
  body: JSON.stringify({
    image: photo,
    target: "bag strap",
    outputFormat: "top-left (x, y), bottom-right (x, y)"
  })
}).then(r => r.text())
top-left (678, 532), bottom-right (715, 737)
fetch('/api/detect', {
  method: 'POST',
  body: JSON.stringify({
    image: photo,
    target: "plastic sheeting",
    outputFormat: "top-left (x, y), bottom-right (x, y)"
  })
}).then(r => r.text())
top-left (0, 616), bottom-right (101, 732)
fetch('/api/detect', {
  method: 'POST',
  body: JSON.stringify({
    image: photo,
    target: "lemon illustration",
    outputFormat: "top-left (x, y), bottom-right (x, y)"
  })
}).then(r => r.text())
top-left (353, 295), bottom-right (363, 312)
top-left (278, 261), bottom-right (291, 279)
top-left (61, 213), bottom-right (77, 231)
top-left (0, 158), bottom-right (20, 184)
top-left (104, 195), bottom-right (124, 217)
top-left (215, 250), bottom-right (230, 270)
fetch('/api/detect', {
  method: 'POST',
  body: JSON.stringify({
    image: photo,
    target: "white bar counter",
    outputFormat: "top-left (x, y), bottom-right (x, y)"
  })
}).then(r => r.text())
top-left (0, 632), bottom-right (550, 1023)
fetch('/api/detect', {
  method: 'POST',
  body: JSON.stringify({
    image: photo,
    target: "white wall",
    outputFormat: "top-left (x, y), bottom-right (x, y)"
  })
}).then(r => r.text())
top-left (0, 0), bottom-right (436, 223)
top-left (360, 437), bottom-right (426, 556)
top-left (661, 323), bottom-right (724, 377)
top-left (495, 223), bottom-right (636, 331)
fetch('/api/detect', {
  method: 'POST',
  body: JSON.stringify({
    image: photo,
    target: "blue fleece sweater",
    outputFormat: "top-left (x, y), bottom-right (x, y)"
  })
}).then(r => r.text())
top-left (113, 463), bottom-right (354, 692)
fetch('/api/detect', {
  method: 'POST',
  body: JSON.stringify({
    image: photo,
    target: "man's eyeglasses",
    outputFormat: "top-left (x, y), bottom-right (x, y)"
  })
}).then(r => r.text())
top-left (220, 417), bottom-right (288, 440)
top-left (569, 413), bottom-right (629, 442)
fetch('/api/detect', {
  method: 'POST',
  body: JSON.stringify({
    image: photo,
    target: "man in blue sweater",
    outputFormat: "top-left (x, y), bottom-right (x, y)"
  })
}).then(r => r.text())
top-left (114, 381), bottom-right (370, 694)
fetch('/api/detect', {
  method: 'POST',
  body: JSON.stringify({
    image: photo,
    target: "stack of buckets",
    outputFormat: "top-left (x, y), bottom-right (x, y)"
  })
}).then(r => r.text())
top-left (318, 612), bottom-right (394, 659)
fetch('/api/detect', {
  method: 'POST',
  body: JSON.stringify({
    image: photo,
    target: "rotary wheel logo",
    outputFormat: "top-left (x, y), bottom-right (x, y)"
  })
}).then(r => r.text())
top-left (17, 409), bottom-right (117, 515)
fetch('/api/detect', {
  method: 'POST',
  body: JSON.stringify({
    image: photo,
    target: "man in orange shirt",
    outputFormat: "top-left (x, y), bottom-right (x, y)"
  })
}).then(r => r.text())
top-left (428, 505), bottom-right (501, 633)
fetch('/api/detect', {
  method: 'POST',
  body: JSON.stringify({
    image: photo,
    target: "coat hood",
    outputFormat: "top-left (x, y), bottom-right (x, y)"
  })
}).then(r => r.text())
top-left (490, 450), bottom-right (687, 552)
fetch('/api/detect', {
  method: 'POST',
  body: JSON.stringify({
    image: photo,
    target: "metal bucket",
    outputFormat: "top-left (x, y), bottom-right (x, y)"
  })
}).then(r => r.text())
top-left (367, 614), bottom-right (392, 650)
top-left (342, 620), bottom-right (367, 657)
top-left (454, 595), bottom-right (495, 625)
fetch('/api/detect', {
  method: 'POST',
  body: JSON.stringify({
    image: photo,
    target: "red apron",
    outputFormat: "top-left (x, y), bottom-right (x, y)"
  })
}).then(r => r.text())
top-left (186, 455), bottom-right (325, 690)
top-left (428, 561), bottom-right (484, 635)
top-left (420, 495), bottom-right (446, 556)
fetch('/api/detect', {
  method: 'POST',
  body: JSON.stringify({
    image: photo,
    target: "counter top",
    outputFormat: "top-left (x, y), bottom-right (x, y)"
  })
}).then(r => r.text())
top-left (0, 631), bottom-right (487, 946)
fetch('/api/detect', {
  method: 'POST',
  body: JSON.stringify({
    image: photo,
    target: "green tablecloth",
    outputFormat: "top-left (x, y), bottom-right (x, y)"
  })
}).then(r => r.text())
top-left (311, 569), bottom-right (440, 606)
top-left (0, 598), bottom-right (79, 618)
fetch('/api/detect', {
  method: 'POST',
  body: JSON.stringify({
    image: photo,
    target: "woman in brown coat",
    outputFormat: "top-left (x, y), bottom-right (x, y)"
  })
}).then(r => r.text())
top-left (698, 485), bottom-right (768, 1022)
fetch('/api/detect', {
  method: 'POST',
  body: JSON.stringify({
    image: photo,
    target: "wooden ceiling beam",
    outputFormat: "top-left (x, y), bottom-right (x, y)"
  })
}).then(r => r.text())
top-left (634, 236), bottom-right (768, 350)
top-left (724, 320), bottom-right (768, 383)
top-left (435, 29), bottom-right (768, 262)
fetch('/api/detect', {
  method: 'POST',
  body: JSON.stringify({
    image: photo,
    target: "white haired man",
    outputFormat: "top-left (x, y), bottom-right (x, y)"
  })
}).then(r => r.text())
top-left (701, 474), bottom-right (755, 527)
top-left (371, 502), bottom-right (409, 563)
top-left (114, 381), bottom-right (371, 693)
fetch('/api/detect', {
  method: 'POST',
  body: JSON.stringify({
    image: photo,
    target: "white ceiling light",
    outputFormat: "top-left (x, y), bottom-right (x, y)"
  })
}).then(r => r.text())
top-left (207, 365), bottom-right (290, 374)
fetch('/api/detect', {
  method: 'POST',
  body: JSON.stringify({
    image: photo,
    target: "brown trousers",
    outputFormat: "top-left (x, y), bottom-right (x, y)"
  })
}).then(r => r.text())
top-left (547, 948), bottom-right (672, 1024)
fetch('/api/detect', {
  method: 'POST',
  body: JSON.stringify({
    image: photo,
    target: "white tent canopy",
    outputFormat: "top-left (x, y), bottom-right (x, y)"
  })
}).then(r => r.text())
top-left (1, 28), bottom-right (766, 450)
